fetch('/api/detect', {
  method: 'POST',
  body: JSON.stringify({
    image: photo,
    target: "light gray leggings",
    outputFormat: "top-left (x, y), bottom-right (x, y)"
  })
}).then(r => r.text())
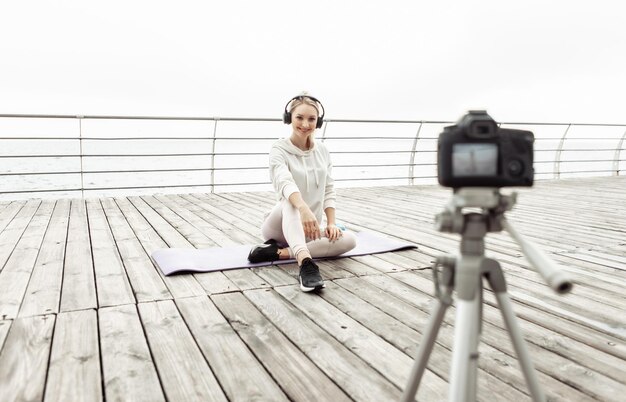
top-left (261, 200), bottom-right (357, 261)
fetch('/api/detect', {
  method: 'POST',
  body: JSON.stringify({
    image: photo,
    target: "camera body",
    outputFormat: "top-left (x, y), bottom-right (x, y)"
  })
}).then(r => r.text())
top-left (437, 111), bottom-right (534, 188)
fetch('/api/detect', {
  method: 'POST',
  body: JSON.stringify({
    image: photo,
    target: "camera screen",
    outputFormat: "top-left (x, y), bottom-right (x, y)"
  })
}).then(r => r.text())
top-left (452, 143), bottom-right (498, 177)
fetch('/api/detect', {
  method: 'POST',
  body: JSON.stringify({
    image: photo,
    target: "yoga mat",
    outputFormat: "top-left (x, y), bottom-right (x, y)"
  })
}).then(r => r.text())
top-left (152, 231), bottom-right (417, 276)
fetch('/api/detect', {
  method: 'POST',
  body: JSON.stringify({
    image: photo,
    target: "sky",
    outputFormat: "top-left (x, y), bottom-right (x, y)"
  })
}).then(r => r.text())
top-left (1, 0), bottom-right (625, 124)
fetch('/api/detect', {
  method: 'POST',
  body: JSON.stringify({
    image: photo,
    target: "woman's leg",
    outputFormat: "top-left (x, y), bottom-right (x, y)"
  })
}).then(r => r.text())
top-left (305, 230), bottom-right (357, 258)
top-left (261, 200), bottom-right (309, 263)
top-left (262, 200), bottom-right (357, 262)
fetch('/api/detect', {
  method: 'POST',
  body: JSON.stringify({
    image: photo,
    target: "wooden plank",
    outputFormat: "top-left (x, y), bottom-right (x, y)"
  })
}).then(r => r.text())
top-left (317, 280), bottom-right (529, 401)
top-left (152, 195), bottom-right (222, 247)
top-left (243, 288), bottom-right (404, 401)
top-left (144, 195), bottom-right (218, 248)
top-left (191, 271), bottom-right (239, 295)
top-left (60, 199), bottom-right (97, 312)
top-left (182, 193), bottom-right (266, 239)
top-left (479, 292), bottom-right (626, 383)
top-left (120, 197), bottom-right (206, 298)
top-left (0, 320), bottom-right (9, 351)
top-left (401, 267), bottom-right (626, 361)
top-left (384, 271), bottom-right (626, 401)
top-left (0, 200), bottom-right (54, 319)
top-left (0, 199), bottom-right (40, 272)
top-left (100, 198), bottom-right (171, 302)
top-left (178, 193), bottom-right (262, 244)
top-left (212, 292), bottom-right (352, 402)
top-left (333, 276), bottom-right (595, 401)
top-left (18, 199), bottom-right (70, 317)
top-left (0, 315), bottom-right (55, 402)
top-left (99, 304), bottom-right (165, 402)
top-left (178, 193), bottom-right (258, 244)
top-left (0, 200), bottom-right (25, 233)
top-left (86, 199), bottom-right (135, 307)
top-left (252, 265), bottom-right (299, 287)
top-left (45, 309), bottom-right (101, 402)
top-left (176, 296), bottom-right (289, 401)
top-left (317, 256), bottom-right (382, 276)
top-left (346, 184), bottom-right (619, 253)
top-left (137, 300), bottom-right (227, 402)
top-left (127, 196), bottom-right (197, 247)
top-left (219, 268), bottom-right (272, 291)
top-left (273, 284), bottom-right (449, 401)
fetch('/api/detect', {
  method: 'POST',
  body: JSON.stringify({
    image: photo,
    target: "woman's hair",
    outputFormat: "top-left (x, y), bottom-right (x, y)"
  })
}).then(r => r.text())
top-left (287, 91), bottom-right (321, 117)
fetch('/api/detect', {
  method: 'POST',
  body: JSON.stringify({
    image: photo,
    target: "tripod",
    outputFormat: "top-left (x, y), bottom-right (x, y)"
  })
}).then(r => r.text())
top-left (401, 188), bottom-right (573, 402)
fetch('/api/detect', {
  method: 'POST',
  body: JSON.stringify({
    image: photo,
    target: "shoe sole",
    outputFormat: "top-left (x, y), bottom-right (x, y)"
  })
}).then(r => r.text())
top-left (299, 278), bottom-right (326, 292)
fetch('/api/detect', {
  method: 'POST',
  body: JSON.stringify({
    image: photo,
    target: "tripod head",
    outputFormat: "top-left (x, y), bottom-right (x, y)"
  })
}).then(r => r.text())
top-left (436, 187), bottom-right (573, 294)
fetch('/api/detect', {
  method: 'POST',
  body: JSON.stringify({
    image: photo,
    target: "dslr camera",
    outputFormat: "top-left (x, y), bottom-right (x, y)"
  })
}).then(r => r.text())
top-left (437, 111), bottom-right (534, 188)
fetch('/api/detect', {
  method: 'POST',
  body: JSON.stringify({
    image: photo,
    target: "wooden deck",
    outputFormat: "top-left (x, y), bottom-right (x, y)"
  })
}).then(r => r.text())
top-left (0, 176), bottom-right (625, 401)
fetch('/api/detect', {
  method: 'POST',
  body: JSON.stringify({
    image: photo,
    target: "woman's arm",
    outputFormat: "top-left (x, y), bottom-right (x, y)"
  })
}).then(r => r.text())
top-left (289, 192), bottom-right (320, 240)
top-left (324, 207), bottom-right (342, 241)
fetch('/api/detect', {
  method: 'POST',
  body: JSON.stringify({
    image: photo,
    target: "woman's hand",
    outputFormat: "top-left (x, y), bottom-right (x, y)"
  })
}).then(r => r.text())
top-left (325, 223), bottom-right (343, 242)
top-left (299, 205), bottom-right (321, 240)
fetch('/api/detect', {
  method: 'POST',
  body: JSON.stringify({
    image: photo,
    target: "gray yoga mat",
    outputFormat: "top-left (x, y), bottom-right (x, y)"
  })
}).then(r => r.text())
top-left (152, 231), bottom-right (417, 276)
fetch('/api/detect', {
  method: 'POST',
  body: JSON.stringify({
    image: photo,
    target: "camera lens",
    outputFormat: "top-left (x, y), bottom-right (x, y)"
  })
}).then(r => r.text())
top-left (507, 159), bottom-right (524, 176)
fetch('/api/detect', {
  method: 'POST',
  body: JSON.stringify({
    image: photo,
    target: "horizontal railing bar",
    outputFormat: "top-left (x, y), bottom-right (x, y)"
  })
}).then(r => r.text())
top-left (0, 114), bottom-right (446, 124)
top-left (0, 154), bottom-right (211, 158)
top-left (0, 162), bottom-right (440, 177)
top-left (0, 150), bottom-right (438, 158)
top-left (3, 113), bottom-right (626, 126)
top-left (0, 136), bottom-right (430, 141)
top-left (535, 159), bottom-right (625, 164)
top-left (2, 149), bottom-right (622, 159)
top-left (3, 159), bottom-right (619, 177)
top-left (553, 169), bottom-right (621, 174)
top-left (0, 114), bottom-right (276, 122)
top-left (2, 168), bottom-right (618, 195)
top-left (1, 183), bottom-right (215, 194)
top-left (3, 174), bottom-right (448, 194)
top-left (0, 167), bottom-right (254, 176)
top-left (1, 136), bottom-right (624, 142)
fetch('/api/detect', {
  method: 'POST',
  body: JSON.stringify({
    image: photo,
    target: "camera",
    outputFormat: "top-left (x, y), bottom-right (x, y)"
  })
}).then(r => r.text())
top-left (437, 110), bottom-right (534, 188)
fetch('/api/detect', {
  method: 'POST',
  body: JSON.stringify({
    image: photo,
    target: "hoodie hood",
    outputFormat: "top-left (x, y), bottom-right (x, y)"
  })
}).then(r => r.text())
top-left (273, 137), bottom-right (316, 156)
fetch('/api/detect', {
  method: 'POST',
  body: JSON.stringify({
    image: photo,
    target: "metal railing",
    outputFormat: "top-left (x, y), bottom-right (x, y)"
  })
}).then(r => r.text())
top-left (1, 113), bottom-right (625, 200)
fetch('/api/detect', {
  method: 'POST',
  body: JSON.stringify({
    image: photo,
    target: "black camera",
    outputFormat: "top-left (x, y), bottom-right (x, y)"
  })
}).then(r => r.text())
top-left (437, 111), bottom-right (534, 188)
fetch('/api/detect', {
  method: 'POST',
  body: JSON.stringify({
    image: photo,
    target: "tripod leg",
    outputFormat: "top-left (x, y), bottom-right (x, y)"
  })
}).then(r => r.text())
top-left (484, 258), bottom-right (546, 402)
top-left (494, 291), bottom-right (546, 402)
top-left (401, 286), bottom-right (452, 402)
top-left (449, 284), bottom-right (481, 402)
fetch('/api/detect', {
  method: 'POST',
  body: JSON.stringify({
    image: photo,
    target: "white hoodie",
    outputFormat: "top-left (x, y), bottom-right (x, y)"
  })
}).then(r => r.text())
top-left (268, 137), bottom-right (336, 223)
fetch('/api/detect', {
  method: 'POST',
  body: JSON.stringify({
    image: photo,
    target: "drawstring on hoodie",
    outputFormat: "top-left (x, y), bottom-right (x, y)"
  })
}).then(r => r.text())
top-left (300, 152), bottom-right (321, 191)
top-left (313, 152), bottom-right (321, 188)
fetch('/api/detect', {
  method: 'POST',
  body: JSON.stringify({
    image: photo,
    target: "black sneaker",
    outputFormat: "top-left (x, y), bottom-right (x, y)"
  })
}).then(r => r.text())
top-left (248, 239), bottom-right (279, 263)
top-left (298, 258), bottom-right (325, 292)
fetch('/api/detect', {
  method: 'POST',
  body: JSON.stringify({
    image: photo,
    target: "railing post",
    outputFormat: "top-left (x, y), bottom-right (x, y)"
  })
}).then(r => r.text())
top-left (77, 115), bottom-right (85, 199)
top-left (554, 124), bottom-right (571, 179)
top-left (210, 118), bottom-right (219, 193)
top-left (613, 129), bottom-right (626, 176)
top-left (408, 122), bottom-right (423, 185)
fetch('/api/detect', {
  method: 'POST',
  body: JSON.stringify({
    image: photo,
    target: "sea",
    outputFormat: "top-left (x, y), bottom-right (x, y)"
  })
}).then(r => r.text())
top-left (0, 116), bottom-right (624, 201)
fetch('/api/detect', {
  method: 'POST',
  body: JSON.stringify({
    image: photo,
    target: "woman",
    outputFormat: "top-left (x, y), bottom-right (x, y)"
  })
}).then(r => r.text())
top-left (248, 93), bottom-right (357, 292)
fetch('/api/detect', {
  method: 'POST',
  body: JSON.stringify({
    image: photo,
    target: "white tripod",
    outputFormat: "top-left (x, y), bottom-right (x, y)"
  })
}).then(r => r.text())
top-left (401, 188), bottom-right (573, 402)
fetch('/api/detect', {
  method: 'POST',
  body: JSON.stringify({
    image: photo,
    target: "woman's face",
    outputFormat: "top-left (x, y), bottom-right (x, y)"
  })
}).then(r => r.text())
top-left (290, 103), bottom-right (319, 138)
